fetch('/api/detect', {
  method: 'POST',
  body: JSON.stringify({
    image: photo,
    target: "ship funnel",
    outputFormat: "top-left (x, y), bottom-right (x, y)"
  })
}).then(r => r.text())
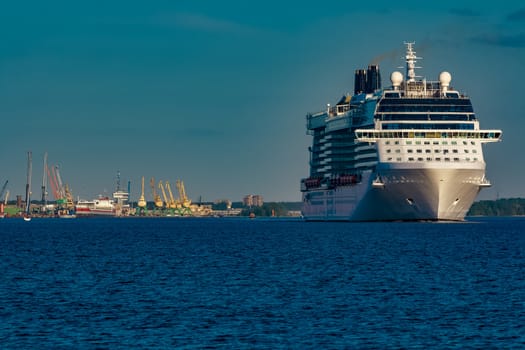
top-left (390, 71), bottom-right (403, 90)
top-left (439, 71), bottom-right (452, 93)
top-left (366, 65), bottom-right (381, 93)
top-left (354, 69), bottom-right (366, 95)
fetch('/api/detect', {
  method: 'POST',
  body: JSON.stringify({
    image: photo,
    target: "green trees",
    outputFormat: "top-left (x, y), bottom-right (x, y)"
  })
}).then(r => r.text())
top-left (468, 198), bottom-right (525, 216)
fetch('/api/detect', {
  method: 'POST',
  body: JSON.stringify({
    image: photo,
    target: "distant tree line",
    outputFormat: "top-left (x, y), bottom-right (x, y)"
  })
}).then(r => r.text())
top-left (468, 198), bottom-right (525, 216)
top-left (240, 202), bottom-right (302, 217)
top-left (235, 199), bottom-right (525, 217)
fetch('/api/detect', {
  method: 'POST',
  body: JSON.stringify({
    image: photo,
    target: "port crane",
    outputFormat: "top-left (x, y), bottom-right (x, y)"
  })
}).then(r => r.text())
top-left (47, 165), bottom-right (74, 213)
top-left (41, 152), bottom-right (48, 208)
top-left (137, 176), bottom-right (147, 214)
top-left (176, 180), bottom-right (192, 215)
top-left (0, 180), bottom-right (8, 202)
top-left (165, 181), bottom-right (178, 210)
top-left (158, 181), bottom-right (172, 214)
top-left (150, 177), bottom-right (164, 209)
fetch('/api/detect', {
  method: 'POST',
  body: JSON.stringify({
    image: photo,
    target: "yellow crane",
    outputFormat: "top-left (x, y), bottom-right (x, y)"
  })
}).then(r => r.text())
top-left (138, 176), bottom-right (147, 208)
top-left (64, 184), bottom-right (75, 210)
top-left (176, 180), bottom-right (190, 207)
top-left (158, 181), bottom-right (170, 209)
top-left (165, 181), bottom-right (178, 209)
top-left (150, 177), bottom-right (163, 208)
top-left (176, 180), bottom-right (192, 215)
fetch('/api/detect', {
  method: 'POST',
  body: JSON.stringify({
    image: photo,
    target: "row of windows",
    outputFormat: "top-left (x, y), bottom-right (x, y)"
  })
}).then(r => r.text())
top-left (386, 157), bottom-right (480, 162)
top-left (378, 98), bottom-right (472, 106)
top-left (385, 140), bottom-right (477, 145)
top-left (385, 149), bottom-right (478, 154)
top-left (356, 131), bottom-right (501, 139)
top-left (382, 123), bottom-right (475, 130)
top-left (378, 114), bottom-right (475, 121)
top-left (377, 105), bottom-right (474, 113)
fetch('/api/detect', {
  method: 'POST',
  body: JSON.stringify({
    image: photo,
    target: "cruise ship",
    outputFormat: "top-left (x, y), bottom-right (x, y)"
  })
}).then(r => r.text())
top-left (301, 42), bottom-right (502, 221)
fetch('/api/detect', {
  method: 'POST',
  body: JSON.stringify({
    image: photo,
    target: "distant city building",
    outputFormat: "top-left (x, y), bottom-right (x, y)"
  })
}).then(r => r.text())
top-left (214, 199), bottom-right (232, 209)
top-left (243, 194), bottom-right (263, 207)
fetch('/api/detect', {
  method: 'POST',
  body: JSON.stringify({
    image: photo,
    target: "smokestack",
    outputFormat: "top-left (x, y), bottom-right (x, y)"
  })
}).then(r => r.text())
top-left (354, 69), bottom-right (366, 95)
top-left (366, 65), bottom-right (381, 93)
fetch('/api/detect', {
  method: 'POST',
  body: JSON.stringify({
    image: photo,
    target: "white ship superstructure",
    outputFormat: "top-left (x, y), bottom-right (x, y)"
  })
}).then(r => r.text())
top-left (301, 42), bottom-right (502, 221)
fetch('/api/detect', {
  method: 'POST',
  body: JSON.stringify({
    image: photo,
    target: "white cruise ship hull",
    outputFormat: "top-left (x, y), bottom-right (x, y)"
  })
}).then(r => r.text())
top-left (302, 166), bottom-right (486, 221)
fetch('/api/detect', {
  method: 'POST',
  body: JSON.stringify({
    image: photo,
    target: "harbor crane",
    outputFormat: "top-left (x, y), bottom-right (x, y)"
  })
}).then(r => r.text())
top-left (138, 176), bottom-right (147, 208)
top-left (165, 181), bottom-right (178, 209)
top-left (176, 180), bottom-right (192, 215)
top-left (158, 181), bottom-right (171, 212)
top-left (0, 180), bottom-right (8, 202)
top-left (47, 164), bottom-right (74, 211)
top-left (41, 152), bottom-right (48, 206)
top-left (136, 176), bottom-right (147, 215)
top-left (150, 177), bottom-right (164, 209)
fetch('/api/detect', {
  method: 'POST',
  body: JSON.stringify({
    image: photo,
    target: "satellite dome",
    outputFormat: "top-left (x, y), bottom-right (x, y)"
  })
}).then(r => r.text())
top-left (390, 71), bottom-right (403, 88)
top-left (439, 71), bottom-right (452, 87)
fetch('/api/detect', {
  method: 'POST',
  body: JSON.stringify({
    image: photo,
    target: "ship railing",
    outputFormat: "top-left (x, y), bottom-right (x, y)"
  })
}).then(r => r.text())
top-left (307, 112), bottom-right (328, 130)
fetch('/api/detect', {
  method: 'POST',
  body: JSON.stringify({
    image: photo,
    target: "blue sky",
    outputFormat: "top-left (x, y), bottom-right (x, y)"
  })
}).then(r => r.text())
top-left (1, 1), bottom-right (524, 202)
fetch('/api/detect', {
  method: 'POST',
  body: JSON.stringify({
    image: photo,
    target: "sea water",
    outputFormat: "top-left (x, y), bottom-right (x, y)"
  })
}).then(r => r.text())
top-left (1, 217), bottom-right (524, 349)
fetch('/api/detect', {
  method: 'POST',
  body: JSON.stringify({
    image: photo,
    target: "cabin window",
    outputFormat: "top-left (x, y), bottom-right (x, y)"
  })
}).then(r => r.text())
top-left (425, 149), bottom-right (431, 153)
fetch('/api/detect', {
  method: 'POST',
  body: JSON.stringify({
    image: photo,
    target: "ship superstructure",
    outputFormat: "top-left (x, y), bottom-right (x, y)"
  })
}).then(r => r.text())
top-left (301, 42), bottom-right (502, 221)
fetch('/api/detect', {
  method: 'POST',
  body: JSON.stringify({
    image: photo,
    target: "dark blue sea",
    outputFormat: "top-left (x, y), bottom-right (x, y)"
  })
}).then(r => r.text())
top-left (1, 217), bottom-right (524, 349)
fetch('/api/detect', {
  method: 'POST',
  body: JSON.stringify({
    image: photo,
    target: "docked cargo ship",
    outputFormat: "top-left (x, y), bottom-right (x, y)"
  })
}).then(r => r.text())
top-left (301, 42), bottom-right (502, 221)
